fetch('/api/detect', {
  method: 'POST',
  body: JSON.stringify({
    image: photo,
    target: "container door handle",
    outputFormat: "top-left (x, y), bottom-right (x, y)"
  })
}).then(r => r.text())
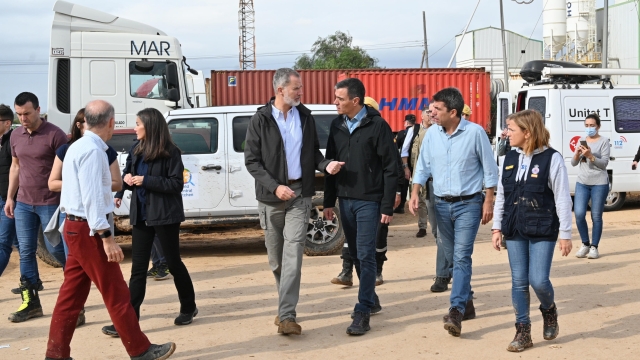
top-left (202, 164), bottom-right (222, 171)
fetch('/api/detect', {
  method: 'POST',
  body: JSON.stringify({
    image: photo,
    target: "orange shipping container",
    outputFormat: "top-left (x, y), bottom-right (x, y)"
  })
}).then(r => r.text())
top-left (210, 68), bottom-right (491, 132)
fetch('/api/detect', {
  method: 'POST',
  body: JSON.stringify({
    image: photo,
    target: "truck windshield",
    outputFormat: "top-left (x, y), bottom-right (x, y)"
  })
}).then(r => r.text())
top-left (129, 62), bottom-right (170, 100)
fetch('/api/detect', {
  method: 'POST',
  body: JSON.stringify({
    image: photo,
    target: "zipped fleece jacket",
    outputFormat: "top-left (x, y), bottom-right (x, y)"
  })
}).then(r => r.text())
top-left (245, 99), bottom-right (331, 202)
top-left (323, 105), bottom-right (398, 216)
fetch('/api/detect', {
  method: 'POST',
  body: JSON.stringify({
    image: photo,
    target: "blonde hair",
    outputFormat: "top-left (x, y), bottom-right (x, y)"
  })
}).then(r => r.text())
top-left (507, 109), bottom-right (549, 155)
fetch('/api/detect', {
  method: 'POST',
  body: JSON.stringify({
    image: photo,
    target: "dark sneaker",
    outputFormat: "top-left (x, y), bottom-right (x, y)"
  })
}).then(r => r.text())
top-left (346, 311), bottom-right (370, 335)
top-left (416, 228), bottom-right (427, 238)
top-left (443, 299), bottom-right (475, 322)
top-left (174, 308), bottom-right (198, 325)
top-left (130, 343), bottom-right (176, 360)
top-left (330, 269), bottom-right (353, 286)
top-left (12, 278), bottom-right (43, 295)
top-left (147, 266), bottom-right (158, 278)
top-left (8, 278), bottom-right (43, 323)
top-left (102, 324), bottom-right (119, 337)
top-left (507, 323), bottom-right (533, 352)
top-left (443, 308), bottom-right (463, 337)
top-left (430, 277), bottom-right (451, 292)
top-left (76, 308), bottom-right (86, 327)
top-left (154, 265), bottom-right (173, 281)
top-left (277, 318), bottom-right (302, 335)
top-left (541, 304), bottom-right (559, 340)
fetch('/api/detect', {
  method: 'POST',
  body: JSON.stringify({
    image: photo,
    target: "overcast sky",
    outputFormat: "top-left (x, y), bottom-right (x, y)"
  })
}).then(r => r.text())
top-left (0, 0), bottom-right (606, 111)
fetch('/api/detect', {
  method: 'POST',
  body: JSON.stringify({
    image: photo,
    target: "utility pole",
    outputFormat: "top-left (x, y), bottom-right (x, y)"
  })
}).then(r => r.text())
top-left (499, 0), bottom-right (509, 92)
top-left (422, 11), bottom-right (429, 68)
top-left (238, 0), bottom-right (256, 70)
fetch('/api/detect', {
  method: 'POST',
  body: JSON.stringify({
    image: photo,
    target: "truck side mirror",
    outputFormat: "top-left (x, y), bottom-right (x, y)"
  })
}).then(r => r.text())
top-left (134, 61), bottom-right (154, 73)
top-left (167, 88), bottom-right (180, 102)
top-left (166, 62), bottom-right (179, 89)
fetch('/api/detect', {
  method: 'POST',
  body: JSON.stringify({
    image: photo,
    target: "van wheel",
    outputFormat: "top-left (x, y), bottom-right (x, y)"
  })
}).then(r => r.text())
top-left (305, 206), bottom-right (345, 256)
top-left (36, 225), bottom-right (63, 268)
top-left (603, 191), bottom-right (625, 212)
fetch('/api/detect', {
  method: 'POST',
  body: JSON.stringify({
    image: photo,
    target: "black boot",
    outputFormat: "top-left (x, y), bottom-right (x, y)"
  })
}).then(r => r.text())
top-left (346, 311), bottom-right (371, 335)
top-left (331, 258), bottom-right (353, 286)
top-left (11, 278), bottom-right (43, 294)
top-left (540, 303), bottom-right (559, 340)
top-left (375, 252), bottom-right (386, 286)
top-left (430, 276), bottom-right (451, 292)
top-left (443, 308), bottom-right (463, 337)
top-left (506, 323), bottom-right (533, 352)
top-left (8, 277), bottom-right (43, 323)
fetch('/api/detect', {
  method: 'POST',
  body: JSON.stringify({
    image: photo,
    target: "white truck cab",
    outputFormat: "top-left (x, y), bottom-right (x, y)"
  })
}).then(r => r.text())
top-left (47, 1), bottom-right (200, 133)
top-left (496, 60), bottom-right (640, 211)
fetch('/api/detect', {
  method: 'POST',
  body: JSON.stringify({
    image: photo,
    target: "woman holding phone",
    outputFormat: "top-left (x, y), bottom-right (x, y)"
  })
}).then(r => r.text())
top-left (571, 113), bottom-right (610, 259)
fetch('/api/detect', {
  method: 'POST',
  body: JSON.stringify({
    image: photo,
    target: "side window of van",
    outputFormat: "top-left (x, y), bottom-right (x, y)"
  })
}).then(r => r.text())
top-left (168, 118), bottom-right (218, 154)
top-left (499, 98), bottom-right (510, 129)
top-left (314, 115), bottom-right (334, 149)
top-left (129, 62), bottom-right (170, 100)
top-left (232, 116), bottom-right (251, 152)
top-left (528, 97), bottom-right (547, 121)
top-left (613, 97), bottom-right (640, 132)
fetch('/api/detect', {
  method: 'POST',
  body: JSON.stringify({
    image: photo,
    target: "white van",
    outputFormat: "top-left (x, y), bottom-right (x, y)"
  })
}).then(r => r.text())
top-left (495, 61), bottom-right (640, 211)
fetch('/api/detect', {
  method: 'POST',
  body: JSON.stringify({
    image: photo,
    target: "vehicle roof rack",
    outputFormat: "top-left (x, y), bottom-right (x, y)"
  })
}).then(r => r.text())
top-left (521, 60), bottom-right (599, 84)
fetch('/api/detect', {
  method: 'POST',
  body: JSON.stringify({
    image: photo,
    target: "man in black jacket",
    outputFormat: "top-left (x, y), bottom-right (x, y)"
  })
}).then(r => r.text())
top-left (323, 78), bottom-right (398, 336)
top-left (0, 104), bottom-right (19, 276)
top-left (245, 68), bottom-right (343, 335)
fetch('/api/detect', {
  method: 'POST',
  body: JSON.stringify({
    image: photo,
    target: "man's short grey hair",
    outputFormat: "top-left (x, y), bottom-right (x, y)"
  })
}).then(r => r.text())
top-left (84, 100), bottom-right (115, 128)
top-left (273, 68), bottom-right (300, 92)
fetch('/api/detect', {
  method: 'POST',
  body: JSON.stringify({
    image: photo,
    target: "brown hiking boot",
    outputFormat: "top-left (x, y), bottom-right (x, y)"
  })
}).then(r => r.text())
top-left (443, 308), bottom-right (463, 337)
top-left (507, 323), bottom-right (533, 352)
top-left (442, 299), bottom-right (475, 322)
top-left (277, 318), bottom-right (301, 335)
top-left (274, 315), bottom-right (280, 326)
top-left (541, 303), bottom-right (559, 340)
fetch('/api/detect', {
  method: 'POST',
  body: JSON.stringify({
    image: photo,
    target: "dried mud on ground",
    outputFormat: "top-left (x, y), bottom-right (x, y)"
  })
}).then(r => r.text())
top-left (1, 199), bottom-right (640, 359)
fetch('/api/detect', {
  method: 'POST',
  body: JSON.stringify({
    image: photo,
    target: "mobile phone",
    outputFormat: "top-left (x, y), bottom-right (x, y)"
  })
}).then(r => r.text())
top-left (579, 140), bottom-right (588, 148)
top-left (633, 164), bottom-right (637, 170)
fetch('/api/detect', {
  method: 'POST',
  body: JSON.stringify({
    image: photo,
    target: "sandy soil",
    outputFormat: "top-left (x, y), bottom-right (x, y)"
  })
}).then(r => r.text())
top-left (1, 198), bottom-right (640, 360)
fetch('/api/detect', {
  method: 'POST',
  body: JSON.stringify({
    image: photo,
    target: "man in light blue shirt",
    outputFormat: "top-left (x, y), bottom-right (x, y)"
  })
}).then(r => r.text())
top-left (409, 87), bottom-right (498, 338)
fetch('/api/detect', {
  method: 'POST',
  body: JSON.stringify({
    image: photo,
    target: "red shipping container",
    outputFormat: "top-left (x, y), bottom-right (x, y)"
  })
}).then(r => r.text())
top-left (211, 68), bottom-right (491, 132)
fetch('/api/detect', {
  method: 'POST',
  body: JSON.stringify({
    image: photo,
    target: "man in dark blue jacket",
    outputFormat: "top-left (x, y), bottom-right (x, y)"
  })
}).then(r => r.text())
top-left (323, 78), bottom-right (398, 336)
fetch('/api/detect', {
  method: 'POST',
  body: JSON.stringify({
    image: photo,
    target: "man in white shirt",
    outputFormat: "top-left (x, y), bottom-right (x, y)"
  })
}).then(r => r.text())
top-left (45, 100), bottom-right (175, 360)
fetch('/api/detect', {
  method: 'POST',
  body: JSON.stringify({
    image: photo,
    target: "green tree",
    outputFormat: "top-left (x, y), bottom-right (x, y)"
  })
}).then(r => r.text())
top-left (294, 31), bottom-right (379, 69)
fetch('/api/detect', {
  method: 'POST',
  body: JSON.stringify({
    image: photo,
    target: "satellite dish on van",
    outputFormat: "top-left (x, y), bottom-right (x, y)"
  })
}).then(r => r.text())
top-left (520, 60), bottom-right (598, 84)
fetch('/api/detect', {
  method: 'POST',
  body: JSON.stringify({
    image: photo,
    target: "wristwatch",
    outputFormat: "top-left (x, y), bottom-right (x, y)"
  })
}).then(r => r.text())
top-left (99, 230), bottom-right (112, 239)
top-left (402, 163), bottom-right (409, 169)
top-left (396, 192), bottom-right (402, 195)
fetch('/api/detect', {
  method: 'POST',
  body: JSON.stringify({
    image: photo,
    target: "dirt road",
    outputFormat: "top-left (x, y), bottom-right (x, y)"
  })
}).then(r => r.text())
top-left (1, 200), bottom-right (639, 359)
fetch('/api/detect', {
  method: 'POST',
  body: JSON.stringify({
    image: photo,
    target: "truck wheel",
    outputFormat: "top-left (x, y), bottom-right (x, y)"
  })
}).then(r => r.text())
top-left (305, 205), bottom-right (345, 256)
top-left (603, 191), bottom-right (625, 212)
top-left (36, 225), bottom-right (63, 268)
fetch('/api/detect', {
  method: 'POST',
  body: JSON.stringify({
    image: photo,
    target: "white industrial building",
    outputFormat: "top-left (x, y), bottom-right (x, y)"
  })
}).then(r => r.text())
top-left (455, 26), bottom-right (542, 99)
top-left (597, 0), bottom-right (640, 84)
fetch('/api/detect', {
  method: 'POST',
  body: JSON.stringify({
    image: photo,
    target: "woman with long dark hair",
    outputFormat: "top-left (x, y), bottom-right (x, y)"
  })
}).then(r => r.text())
top-left (101, 108), bottom-right (196, 337)
top-left (491, 110), bottom-right (573, 352)
top-left (571, 113), bottom-right (610, 259)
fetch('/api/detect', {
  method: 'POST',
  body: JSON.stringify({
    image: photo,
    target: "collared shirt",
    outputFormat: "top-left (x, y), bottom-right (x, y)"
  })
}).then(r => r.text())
top-left (60, 130), bottom-right (113, 235)
top-left (401, 125), bottom-right (414, 157)
top-left (344, 106), bottom-right (368, 134)
top-left (10, 120), bottom-right (68, 206)
top-left (412, 119), bottom-right (498, 197)
top-left (271, 103), bottom-right (302, 180)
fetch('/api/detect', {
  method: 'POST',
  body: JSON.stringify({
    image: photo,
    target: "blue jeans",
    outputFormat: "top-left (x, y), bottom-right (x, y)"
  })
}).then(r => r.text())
top-left (574, 182), bottom-right (608, 247)
top-left (506, 235), bottom-right (556, 324)
top-left (0, 198), bottom-right (19, 276)
top-left (14, 201), bottom-right (66, 283)
top-left (339, 198), bottom-right (380, 313)
top-left (434, 193), bottom-right (483, 314)
top-left (150, 235), bottom-right (166, 268)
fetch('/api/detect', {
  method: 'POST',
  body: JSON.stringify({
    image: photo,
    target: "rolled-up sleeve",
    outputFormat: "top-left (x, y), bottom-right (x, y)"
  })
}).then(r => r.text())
top-left (77, 149), bottom-right (110, 235)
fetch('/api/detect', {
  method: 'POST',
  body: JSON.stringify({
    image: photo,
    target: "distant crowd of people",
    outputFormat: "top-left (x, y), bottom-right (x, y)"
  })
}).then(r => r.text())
top-left (0, 67), bottom-right (617, 358)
